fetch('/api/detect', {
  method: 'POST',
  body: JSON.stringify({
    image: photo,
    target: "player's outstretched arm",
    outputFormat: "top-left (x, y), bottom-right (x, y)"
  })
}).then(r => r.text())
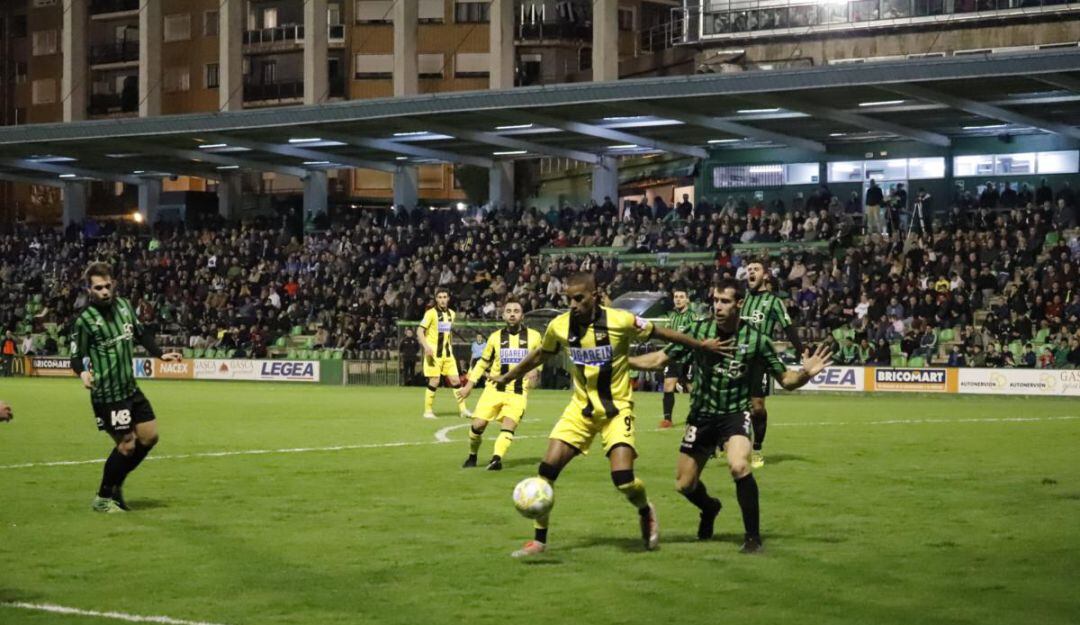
top-left (651, 325), bottom-right (734, 356)
top-left (490, 348), bottom-right (551, 385)
top-left (629, 350), bottom-right (670, 371)
top-left (776, 343), bottom-right (833, 391)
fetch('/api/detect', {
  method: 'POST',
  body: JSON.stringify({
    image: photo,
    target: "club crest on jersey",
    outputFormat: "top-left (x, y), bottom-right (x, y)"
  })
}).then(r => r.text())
top-left (593, 331), bottom-right (607, 342)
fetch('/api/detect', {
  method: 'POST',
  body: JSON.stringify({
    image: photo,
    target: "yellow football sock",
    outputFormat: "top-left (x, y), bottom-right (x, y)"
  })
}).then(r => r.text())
top-left (468, 426), bottom-right (483, 455)
top-left (617, 477), bottom-right (649, 509)
top-left (424, 386), bottom-right (436, 413)
top-left (492, 429), bottom-right (515, 459)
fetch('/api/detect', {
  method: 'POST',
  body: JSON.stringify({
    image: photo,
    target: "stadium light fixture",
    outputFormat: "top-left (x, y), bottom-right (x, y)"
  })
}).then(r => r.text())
top-left (132, 212), bottom-right (144, 223)
top-left (198, 144), bottom-right (229, 150)
top-left (492, 150), bottom-right (527, 156)
top-left (33, 156), bottom-right (77, 163)
top-left (858, 100), bottom-right (905, 107)
top-left (393, 131), bottom-right (429, 137)
top-left (132, 170), bottom-right (145, 174)
top-left (495, 124), bottom-right (534, 130)
top-left (736, 108), bottom-right (780, 114)
top-left (456, 202), bottom-right (467, 210)
top-left (216, 165), bottom-right (240, 170)
top-left (602, 116), bottom-right (647, 121)
top-left (707, 138), bottom-right (741, 144)
top-left (609, 144), bottom-right (638, 149)
top-left (829, 132), bottom-right (848, 137)
top-left (289, 138), bottom-right (322, 144)
top-left (395, 156), bottom-right (408, 161)
top-left (302, 161), bottom-right (332, 166)
top-left (962, 123), bottom-right (1008, 130)
top-left (58, 173), bottom-right (77, 178)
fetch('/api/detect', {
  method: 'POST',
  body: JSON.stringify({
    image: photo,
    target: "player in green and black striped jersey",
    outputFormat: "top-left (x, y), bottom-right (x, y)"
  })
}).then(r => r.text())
top-left (69, 262), bottom-right (182, 513)
top-left (660, 287), bottom-right (698, 429)
top-left (631, 278), bottom-right (831, 553)
top-left (742, 259), bottom-right (805, 467)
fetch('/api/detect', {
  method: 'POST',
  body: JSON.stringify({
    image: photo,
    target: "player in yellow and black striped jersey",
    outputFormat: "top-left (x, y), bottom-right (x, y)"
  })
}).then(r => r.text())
top-left (417, 288), bottom-right (470, 419)
top-left (490, 272), bottom-right (733, 559)
top-left (455, 296), bottom-right (542, 471)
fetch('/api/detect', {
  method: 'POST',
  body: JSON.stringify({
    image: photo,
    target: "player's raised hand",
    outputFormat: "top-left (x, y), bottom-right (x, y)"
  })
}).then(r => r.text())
top-left (801, 343), bottom-right (833, 377)
top-left (456, 380), bottom-right (474, 401)
top-left (161, 352), bottom-right (183, 362)
top-left (0, 400), bottom-right (12, 422)
top-left (79, 370), bottom-right (94, 390)
top-left (701, 337), bottom-right (736, 357)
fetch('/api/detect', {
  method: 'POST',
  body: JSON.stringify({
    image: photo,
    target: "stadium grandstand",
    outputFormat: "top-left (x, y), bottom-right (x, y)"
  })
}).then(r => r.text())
top-left (1, 2), bottom-right (1078, 624)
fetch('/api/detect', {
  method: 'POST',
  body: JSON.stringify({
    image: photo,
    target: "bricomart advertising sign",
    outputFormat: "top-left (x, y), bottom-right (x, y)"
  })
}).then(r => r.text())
top-left (871, 368), bottom-right (956, 393)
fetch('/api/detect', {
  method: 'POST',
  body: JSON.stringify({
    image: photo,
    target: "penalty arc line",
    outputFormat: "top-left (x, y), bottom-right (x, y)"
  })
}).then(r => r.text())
top-left (0, 601), bottom-right (232, 625)
top-left (434, 422), bottom-right (471, 443)
top-left (0, 415), bottom-right (1075, 471)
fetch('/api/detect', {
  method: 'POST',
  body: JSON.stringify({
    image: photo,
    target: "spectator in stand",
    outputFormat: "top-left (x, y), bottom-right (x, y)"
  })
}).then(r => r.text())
top-left (947, 346), bottom-right (966, 367)
top-left (865, 179), bottom-right (884, 235)
top-left (1019, 343), bottom-right (1037, 368)
top-left (1, 331), bottom-right (17, 377)
top-left (913, 327), bottom-right (938, 360)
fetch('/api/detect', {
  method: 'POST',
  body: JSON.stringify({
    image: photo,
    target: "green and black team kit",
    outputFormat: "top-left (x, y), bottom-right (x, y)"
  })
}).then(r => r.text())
top-left (739, 289), bottom-right (796, 398)
top-left (665, 319), bottom-right (787, 455)
top-left (663, 306), bottom-right (698, 380)
top-left (70, 297), bottom-right (163, 435)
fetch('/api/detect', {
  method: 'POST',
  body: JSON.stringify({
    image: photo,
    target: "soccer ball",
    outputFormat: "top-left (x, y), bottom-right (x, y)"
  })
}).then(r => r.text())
top-left (512, 477), bottom-right (554, 519)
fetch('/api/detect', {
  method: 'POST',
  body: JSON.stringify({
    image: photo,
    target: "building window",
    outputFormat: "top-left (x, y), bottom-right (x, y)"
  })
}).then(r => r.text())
top-left (12, 15), bottom-right (27, 39)
top-left (455, 52), bottom-right (489, 78)
top-left (204, 10), bottom-right (219, 37)
top-left (618, 8), bottom-right (635, 31)
top-left (163, 67), bottom-right (191, 92)
top-left (31, 79), bottom-right (55, 104)
top-left (206, 63), bottom-right (220, 89)
top-left (994, 153), bottom-right (1035, 175)
top-left (31, 29), bottom-right (57, 56)
top-left (355, 1), bottom-right (393, 24)
top-left (784, 163), bottom-right (820, 185)
top-left (419, 0), bottom-right (444, 22)
top-left (827, 161), bottom-right (864, 183)
top-left (1036, 150), bottom-right (1080, 175)
top-left (354, 53), bottom-right (393, 79)
top-left (164, 14), bottom-right (192, 42)
top-left (454, 1), bottom-right (489, 23)
top-left (419, 53), bottom-right (443, 78)
top-left (263, 8), bottom-right (278, 28)
top-left (712, 164), bottom-right (785, 189)
top-left (15, 62), bottom-right (28, 84)
top-left (907, 157), bottom-right (946, 179)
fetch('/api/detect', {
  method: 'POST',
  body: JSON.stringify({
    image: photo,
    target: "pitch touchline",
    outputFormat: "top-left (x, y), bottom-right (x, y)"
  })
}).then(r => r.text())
top-left (0, 415), bottom-right (1075, 471)
top-left (0, 601), bottom-right (231, 625)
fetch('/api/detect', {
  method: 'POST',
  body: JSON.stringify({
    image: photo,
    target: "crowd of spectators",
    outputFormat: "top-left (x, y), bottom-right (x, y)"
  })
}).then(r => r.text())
top-left (1, 180), bottom-right (1078, 370)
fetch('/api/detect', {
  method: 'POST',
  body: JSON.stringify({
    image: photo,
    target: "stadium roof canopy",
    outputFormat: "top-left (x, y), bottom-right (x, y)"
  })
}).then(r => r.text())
top-left (1, 50), bottom-right (1078, 185)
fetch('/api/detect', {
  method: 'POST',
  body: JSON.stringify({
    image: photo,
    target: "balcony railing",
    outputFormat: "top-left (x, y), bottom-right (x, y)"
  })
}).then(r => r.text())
top-left (88, 93), bottom-right (137, 116)
top-left (243, 24), bottom-right (346, 45)
top-left (695, 0), bottom-right (1080, 39)
top-left (90, 0), bottom-right (138, 15)
top-left (89, 41), bottom-right (139, 65)
top-left (243, 80), bottom-right (304, 102)
top-left (516, 21), bottom-right (592, 41)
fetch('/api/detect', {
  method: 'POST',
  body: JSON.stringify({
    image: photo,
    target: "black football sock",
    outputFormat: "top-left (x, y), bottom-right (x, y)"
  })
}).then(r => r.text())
top-left (98, 449), bottom-right (128, 498)
top-left (662, 393), bottom-right (675, 420)
top-left (735, 474), bottom-right (761, 539)
top-left (534, 527), bottom-right (548, 543)
top-left (118, 440), bottom-right (155, 486)
top-left (681, 481), bottom-right (715, 512)
top-left (751, 411), bottom-right (768, 451)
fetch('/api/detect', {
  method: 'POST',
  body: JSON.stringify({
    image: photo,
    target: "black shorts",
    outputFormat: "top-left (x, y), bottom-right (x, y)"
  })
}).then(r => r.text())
top-left (679, 411), bottom-right (753, 456)
top-left (749, 367), bottom-right (772, 398)
top-left (92, 389), bottom-right (156, 435)
top-left (663, 362), bottom-right (691, 381)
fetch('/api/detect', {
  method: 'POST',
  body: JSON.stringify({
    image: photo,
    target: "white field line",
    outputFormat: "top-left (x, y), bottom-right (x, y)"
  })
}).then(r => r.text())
top-left (0, 601), bottom-right (231, 625)
top-left (0, 415), bottom-right (1076, 472)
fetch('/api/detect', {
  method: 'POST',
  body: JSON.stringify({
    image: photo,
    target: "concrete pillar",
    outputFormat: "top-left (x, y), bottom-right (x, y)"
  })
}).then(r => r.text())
top-left (304, 0), bottom-right (329, 105)
top-left (62, 0), bottom-right (87, 122)
top-left (139, 0), bottom-right (162, 116)
top-left (303, 170), bottom-right (328, 220)
top-left (219, 0), bottom-right (244, 111)
top-left (393, 166), bottom-right (419, 209)
top-left (591, 156), bottom-right (618, 205)
top-left (488, 161), bottom-right (514, 211)
top-left (62, 181), bottom-right (87, 226)
top-left (138, 179), bottom-right (161, 224)
top-left (393, 0), bottom-right (418, 97)
top-left (489, 0), bottom-right (514, 90)
top-left (218, 173), bottom-right (242, 220)
top-left (592, 0), bottom-right (619, 82)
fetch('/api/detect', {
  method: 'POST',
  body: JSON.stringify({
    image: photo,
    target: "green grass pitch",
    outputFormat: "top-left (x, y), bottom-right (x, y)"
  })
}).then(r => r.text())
top-left (1, 378), bottom-right (1077, 625)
